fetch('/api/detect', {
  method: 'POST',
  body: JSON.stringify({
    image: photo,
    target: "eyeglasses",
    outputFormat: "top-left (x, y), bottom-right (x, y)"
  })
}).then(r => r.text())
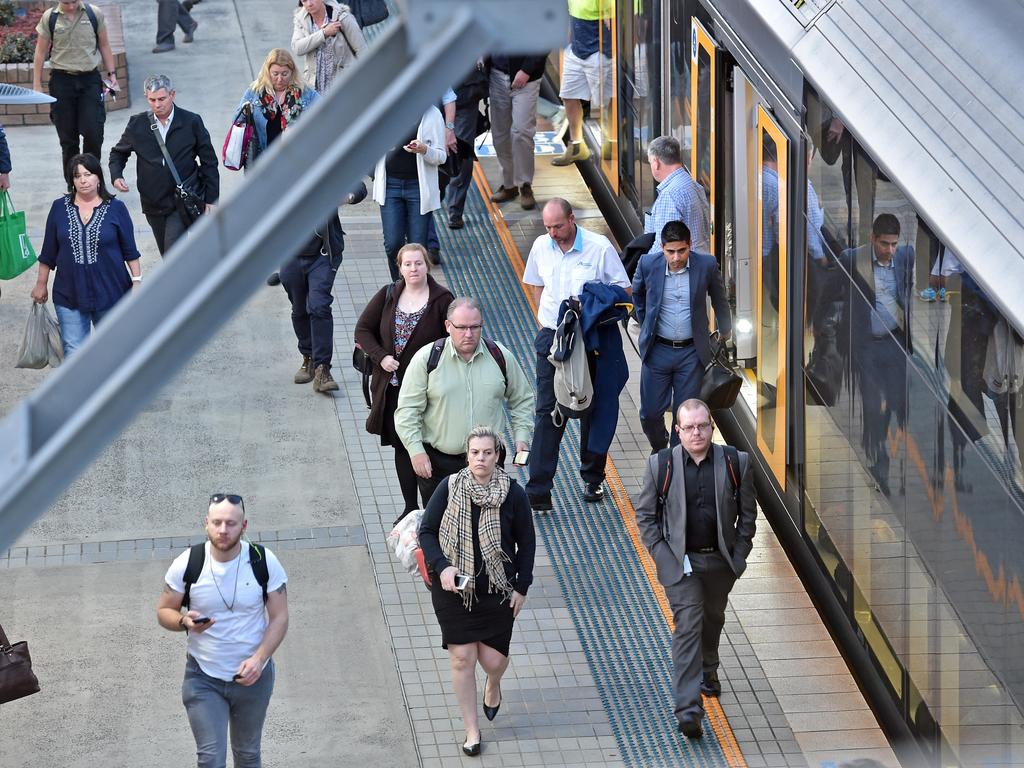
top-left (210, 493), bottom-right (245, 509)
top-left (449, 323), bottom-right (482, 333)
top-left (678, 422), bottom-right (713, 434)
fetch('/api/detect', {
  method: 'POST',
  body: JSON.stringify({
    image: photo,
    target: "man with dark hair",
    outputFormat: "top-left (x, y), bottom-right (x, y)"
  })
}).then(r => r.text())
top-left (634, 399), bottom-right (756, 738)
top-left (645, 136), bottom-right (710, 254)
top-left (109, 74), bottom-right (219, 255)
top-left (157, 494), bottom-right (289, 768)
top-left (842, 213), bottom-right (914, 495)
top-left (632, 220), bottom-right (732, 452)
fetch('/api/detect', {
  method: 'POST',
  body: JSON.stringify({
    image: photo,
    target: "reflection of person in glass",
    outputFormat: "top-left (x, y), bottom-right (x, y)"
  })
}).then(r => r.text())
top-left (842, 214), bottom-right (913, 496)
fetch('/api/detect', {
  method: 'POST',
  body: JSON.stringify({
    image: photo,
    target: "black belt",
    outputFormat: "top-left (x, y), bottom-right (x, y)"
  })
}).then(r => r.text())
top-left (52, 69), bottom-right (98, 76)
top-left (655, 336), bottom-right (694, 348)
top-left (687, 546), bottom-right (717, 554)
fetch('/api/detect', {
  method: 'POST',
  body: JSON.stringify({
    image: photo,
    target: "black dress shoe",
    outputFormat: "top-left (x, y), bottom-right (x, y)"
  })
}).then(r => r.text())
top-left (701, 671), bottom-right (722, 697)
top-left (462, 737), bottom-right (481, 756)
top-left (678, 719), bottom-right (703, 739)
top-left (266, 272), bottom-right (281, 286)
top-left (428, 247), bottom-right (443, 266)
top-left (448, 213), bottom-right (464, 229)
top-left (483, 682), bottom-right (501, 721)
top-left (528, 494), bottom-right (553, 513)
top-left (582, 481), bottom-right (605, 503)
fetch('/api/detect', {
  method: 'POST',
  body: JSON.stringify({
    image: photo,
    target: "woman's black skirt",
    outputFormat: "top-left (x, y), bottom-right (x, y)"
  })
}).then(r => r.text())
top-left (430, 577), bottom-right (515, 657)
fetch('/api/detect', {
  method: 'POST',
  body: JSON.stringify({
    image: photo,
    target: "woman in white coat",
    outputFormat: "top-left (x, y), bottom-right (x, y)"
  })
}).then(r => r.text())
top-left (292, 0), bottom-right (367, 93)
top-left (373, 106), bottom-right (446, 281)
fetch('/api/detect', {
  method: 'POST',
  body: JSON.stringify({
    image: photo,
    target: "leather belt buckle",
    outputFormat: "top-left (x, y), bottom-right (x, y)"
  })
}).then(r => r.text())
top-left (655, 336), bottom-right (694, 348)
top-left (688, 546), bottom-right (717, 554)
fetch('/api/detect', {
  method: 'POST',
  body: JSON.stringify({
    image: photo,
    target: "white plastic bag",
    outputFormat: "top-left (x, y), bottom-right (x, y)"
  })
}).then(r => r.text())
top-left (386, 509), bottom-right (425, 574)
top-left (15, 303), bottom-right (63, 369)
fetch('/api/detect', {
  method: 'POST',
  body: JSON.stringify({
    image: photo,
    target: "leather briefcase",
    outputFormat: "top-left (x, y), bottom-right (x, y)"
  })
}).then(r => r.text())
top-left (700, 335), bottom-right (743, 411)
top-left (0, 621), bottom-right (40, 704)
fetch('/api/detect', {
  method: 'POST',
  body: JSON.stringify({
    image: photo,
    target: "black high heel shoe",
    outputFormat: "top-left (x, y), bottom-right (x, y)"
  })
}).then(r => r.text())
top-left (483, 682), bottom-right (502, 721)
top-left (462, 734), bottom-right (481, 757)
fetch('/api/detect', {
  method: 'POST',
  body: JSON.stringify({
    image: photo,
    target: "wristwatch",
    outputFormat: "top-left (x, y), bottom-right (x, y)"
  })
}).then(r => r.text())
top-left (445, 121), bottom-right (455, 130)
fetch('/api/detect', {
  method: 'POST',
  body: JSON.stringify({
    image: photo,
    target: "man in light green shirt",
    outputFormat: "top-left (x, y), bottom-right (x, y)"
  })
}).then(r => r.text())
top-left (395, 297), bottom-right (534, 503)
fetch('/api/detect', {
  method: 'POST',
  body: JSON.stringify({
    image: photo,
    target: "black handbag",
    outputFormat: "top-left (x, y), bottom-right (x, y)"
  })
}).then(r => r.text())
top-left (349, 0), bottom-right (389, 27)
top-left (0, 621), bottom-right (40, 704)
top-left (700, 334), bottom-right (743, 411)
top-left (150, 113), bottom-right (205, 226)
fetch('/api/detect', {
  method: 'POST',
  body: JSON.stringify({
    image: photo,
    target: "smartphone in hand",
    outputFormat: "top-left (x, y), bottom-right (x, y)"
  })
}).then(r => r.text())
top-left (454, 574), bottom-right (471, 591)
top-left (512, 450), bottom-right (530, 466)
top-left (193, 616), bottom-right (212, 625)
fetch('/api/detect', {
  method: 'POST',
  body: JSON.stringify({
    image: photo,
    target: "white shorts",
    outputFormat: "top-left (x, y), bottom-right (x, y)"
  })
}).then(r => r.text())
top-left (559, 47), bottom-right (613, 106)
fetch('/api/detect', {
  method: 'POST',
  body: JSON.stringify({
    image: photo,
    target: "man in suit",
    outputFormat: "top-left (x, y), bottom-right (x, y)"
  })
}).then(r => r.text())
top-left (109, 74), bottom-right (219, 255)
top-left (841, 213), bottom-right (913, 495)
top-left (635, 398), bottom-right (756, 738)
top-left (632, 220), bottom-right (732, 453)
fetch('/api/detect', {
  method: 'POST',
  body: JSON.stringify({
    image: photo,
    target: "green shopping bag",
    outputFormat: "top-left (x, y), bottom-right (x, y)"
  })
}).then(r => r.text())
top-left (0, 192), bottom-right (37, 280)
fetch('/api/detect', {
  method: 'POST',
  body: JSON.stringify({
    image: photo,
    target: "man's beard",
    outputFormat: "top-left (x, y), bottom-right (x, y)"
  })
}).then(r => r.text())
top-left (209, 530), bottom-right (243, 552)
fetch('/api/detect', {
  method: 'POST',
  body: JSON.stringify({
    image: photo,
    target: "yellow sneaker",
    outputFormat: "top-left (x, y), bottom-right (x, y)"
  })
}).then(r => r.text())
top-left (551, 142), bottom-right (591, 166)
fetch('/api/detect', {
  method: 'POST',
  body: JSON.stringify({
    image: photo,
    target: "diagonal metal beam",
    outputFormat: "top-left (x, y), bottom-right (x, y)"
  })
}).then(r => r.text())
top-left (0, 0), bottom-right (567, 551)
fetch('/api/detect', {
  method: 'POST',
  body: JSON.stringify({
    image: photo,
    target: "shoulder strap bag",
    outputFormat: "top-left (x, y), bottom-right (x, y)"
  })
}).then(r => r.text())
top-left (149, 113), bottom-right (205, 226)
top-left (0, 621), bottom-right (41, 704)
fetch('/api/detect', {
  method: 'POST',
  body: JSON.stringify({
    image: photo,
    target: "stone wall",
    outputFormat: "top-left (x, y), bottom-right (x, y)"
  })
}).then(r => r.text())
top-left (0, 1), bottom-right (129, 125)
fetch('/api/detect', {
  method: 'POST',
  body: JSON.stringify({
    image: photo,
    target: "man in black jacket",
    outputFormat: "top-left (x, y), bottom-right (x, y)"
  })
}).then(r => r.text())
top-left (109, 74), bottom-right (219, 255)
top-left (487, 54), bottom-right (545, 210)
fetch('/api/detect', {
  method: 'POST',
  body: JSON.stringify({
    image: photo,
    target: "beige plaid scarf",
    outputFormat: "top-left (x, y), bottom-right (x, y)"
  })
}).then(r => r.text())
top-left (439, 468), bottom-right (513, 610)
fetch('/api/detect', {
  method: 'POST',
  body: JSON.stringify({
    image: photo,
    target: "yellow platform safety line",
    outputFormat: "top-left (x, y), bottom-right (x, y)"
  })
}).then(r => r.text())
top-left (472, 161), bottom-right (748, 768)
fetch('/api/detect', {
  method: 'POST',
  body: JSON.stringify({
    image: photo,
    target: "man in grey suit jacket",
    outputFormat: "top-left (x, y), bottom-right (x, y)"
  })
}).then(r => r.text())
top-left (632, 220), bottom-right (732, 452)
top-left (634, 399), bottom-right (756, 738)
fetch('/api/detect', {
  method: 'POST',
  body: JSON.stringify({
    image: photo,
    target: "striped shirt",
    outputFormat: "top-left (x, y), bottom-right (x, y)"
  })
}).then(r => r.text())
top-left (645, 167), bottom-right (711, 254)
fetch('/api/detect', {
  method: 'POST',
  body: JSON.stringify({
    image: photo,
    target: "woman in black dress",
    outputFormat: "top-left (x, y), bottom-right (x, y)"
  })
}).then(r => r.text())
top-left (418, 425), bottom-right (536, 757)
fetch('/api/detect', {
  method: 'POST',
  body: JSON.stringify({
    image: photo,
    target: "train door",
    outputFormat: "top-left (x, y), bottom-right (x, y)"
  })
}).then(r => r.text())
top-left (689, 18), bottom-right (716, 254)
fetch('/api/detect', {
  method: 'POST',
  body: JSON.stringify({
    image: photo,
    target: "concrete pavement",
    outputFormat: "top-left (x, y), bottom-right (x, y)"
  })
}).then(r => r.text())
top-left (0, 2), bottom-right (416, 765)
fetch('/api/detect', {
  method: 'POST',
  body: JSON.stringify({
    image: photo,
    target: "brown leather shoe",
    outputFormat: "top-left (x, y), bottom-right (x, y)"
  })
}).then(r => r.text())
top-left (294, 355), bottom-right (313, 384)
top-left (519, 183), bottom-right (536, 210)
top-left (490, 185), bottom-right (518, 203)
top-left (313, 364), bottom-right (339, 393)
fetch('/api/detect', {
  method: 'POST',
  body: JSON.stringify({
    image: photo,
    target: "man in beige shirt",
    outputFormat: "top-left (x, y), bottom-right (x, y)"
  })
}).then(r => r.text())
top-left (33, 1), bottom-right (119, 180)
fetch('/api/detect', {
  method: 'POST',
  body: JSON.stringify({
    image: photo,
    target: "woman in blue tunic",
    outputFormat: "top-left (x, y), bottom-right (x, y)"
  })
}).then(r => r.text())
top-left (30, 153), bottom-right (142, 356)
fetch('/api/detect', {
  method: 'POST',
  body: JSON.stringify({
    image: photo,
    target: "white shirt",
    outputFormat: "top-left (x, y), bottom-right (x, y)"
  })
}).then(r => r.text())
top-left (154, 108), bottom-right (174, 141)
top-left (165, 542), bottom-right (287, 681)
top-left (523, 224), bottom-right (630, 329)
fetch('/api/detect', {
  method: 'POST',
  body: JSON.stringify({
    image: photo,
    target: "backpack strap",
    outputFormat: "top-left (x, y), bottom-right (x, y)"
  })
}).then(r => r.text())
top-left (482, 338), bottom-right (508, 391)
top-left (48, 4), bottom-right (99, 58)
top-left (722, 445), bottom-right (741, 502)
top-left (248, 543), bottom-right (270, 604)
top-left (654, 447), bottom-right (673, 529)
top-left (425, 337), bottom-right (446, 374)
top-left (181, 543), bottom-right (206, 610)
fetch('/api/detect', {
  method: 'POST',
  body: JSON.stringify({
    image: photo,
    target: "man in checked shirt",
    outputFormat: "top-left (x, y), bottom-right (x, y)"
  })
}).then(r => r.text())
top-left (644, 136), bottom-right (711, 255)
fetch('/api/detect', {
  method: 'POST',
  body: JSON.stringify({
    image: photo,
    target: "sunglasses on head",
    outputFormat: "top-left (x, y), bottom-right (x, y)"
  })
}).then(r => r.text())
top-left (210, 493), bottom-right (245, 508)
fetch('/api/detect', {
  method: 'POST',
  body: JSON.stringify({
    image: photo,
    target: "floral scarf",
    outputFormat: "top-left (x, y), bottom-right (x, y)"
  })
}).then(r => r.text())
top-left (259, 86), bottom-right (305, 132)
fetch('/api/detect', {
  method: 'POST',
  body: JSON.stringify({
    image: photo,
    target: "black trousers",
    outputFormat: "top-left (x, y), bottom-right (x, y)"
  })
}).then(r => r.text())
top-left (145, 209), bottom-right (188, 256)
top-left (49, 70), bottom-right (105, 181)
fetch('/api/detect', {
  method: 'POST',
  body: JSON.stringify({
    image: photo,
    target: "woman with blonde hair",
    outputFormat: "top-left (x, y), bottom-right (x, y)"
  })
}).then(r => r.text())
top-left (233, 48), bottom-right (320, 159)
top-left (418, 425), bottom-right (535, 757)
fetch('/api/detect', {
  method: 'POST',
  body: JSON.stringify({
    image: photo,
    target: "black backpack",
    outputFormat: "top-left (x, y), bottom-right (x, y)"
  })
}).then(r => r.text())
top-left (47, 3), bottom-right (99, 59)
top-left (655, 445), bottom-right (743, 530)
top-left (425, 337), bottom-right (508, 390)
top-left (181, 542), bottom-right (270, 609)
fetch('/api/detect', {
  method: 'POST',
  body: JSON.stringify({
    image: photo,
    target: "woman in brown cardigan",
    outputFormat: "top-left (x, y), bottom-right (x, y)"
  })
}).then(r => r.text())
top-left (355, 243), bottom-right (454, 518)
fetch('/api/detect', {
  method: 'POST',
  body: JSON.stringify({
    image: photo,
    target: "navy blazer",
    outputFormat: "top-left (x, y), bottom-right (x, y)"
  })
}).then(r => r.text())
top-left (632, 249), bottom-right (732, 367)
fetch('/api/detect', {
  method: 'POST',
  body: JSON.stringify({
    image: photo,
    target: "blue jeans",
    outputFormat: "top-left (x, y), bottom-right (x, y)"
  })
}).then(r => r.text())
top-left (639, 343), bottom-right (701, 451)
top-left (54, 304), bottom-right (109, 358)
top-left (182, 655), bottom-right (275, 768)
top-left (380, 176), bottom-right (429, 281)
top-left (279, 253), bottom-right (336, 368)
top-left (525, 327), bottom-right (606, 498)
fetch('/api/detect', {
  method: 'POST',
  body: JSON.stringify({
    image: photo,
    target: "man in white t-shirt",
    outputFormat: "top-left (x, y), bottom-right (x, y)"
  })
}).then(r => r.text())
top-left (157, 494), bottom-right (289, 768)
top-left (522, 197), bottom-right (631, 512)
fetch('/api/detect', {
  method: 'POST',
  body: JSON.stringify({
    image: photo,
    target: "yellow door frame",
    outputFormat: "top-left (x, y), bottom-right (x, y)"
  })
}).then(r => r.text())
top-left (756, 105), bottom-right (788, 488)
top-left (689, 17), bottom-right (715, 254)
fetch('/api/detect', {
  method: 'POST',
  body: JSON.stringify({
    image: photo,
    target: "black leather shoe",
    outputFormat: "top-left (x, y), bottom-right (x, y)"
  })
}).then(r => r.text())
top-left (428, 247), bottom-right (443, 266)
top-left (266, 272), bottom-right (281, 286)
top-left (678, 719), bottom-right (703, 739)
top-left (462, 736), bottom-right (481, 756)
top-left (701, 671), bottom-right (722, 697)
top-left (483, 682), bottom-right (501, 721)
top-left (582, 482), bottom-right (605, 503)
top-left (448, 214), bottom-right (464, 229)
top-left (528, 494), bottom-right (553, 513)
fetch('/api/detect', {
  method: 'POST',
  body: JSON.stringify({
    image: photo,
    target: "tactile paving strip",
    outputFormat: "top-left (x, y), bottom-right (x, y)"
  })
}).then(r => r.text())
top-left (430, 182), bottom-right (736, 767)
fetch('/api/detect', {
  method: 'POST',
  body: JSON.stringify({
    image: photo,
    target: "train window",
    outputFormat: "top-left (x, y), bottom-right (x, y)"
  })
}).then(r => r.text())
top-left (666, 3), bottom-right (691, 155)
top-left (690, 18), bottom-right (716, 252)
top-left (619, 0), bottom-right (661, 216)
top-left (756, 105), bottom-right (788, 487)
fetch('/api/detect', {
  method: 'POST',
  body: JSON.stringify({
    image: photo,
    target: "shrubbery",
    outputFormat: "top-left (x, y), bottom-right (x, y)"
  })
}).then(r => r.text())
top-left (0, 1), bottom-right (16, 28)
top-left (0, 31), bottom-right (32, 64)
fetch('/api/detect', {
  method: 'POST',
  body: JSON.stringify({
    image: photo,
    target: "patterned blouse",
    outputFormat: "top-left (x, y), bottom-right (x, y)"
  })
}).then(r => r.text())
top-left (391, 303), bottom-right (427, 385)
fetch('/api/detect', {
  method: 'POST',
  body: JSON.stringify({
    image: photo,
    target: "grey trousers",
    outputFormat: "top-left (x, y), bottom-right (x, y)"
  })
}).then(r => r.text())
top-left (156, 0), bottom-right (193, 45)
top-left (488, 70), bottom-right (540, 188)
top-left (662, 551), bottom-right (737, 723)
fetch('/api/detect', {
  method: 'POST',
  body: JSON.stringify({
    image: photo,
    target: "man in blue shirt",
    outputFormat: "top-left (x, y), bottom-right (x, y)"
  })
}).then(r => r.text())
top-left (644, 137), bottom-right (710, 254)
top-left (632, 220), bottom-right (731, 452)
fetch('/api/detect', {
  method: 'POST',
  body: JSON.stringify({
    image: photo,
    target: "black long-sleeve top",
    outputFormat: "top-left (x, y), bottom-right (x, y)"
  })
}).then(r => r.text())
top-left (419, 475), bottom-right (536, 595)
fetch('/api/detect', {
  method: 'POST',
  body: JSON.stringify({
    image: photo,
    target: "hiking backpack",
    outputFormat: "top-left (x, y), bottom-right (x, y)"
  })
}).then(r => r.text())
top-left (181, 542), bottom-right (270, 609)
top-left (548, 305), bottom-right (593, 427)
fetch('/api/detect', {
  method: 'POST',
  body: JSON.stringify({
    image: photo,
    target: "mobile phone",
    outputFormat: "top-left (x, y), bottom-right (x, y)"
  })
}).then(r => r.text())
top-left (454, 574), bottom-right (471, 591)
top-left (512, 450), bottom-right (530, 466)
top-left (193, 616), bottom-right (211, 625)
top-left (232, 673), bottom-right (243, 681)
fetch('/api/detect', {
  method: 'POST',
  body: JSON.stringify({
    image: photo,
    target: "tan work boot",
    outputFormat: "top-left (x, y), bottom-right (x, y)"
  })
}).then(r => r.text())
top-left (519, 183), bottom-right (536, 210)
top-left (313, 364), bottom-right (339, 393)
top-left (490, 185), bottom-right (519, 203)
top-left (294, 355), bottom-right (314, 384)
top-left (551, 141), bottom-right (591, 166)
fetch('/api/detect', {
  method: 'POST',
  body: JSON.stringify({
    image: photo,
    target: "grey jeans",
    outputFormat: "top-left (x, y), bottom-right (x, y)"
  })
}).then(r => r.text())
top-left (182, 655), bottom-right (275, 768)
top-left (662, 551), bottom-right (736, 723)
top-left (488, 70), bottom-right (540, 188)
